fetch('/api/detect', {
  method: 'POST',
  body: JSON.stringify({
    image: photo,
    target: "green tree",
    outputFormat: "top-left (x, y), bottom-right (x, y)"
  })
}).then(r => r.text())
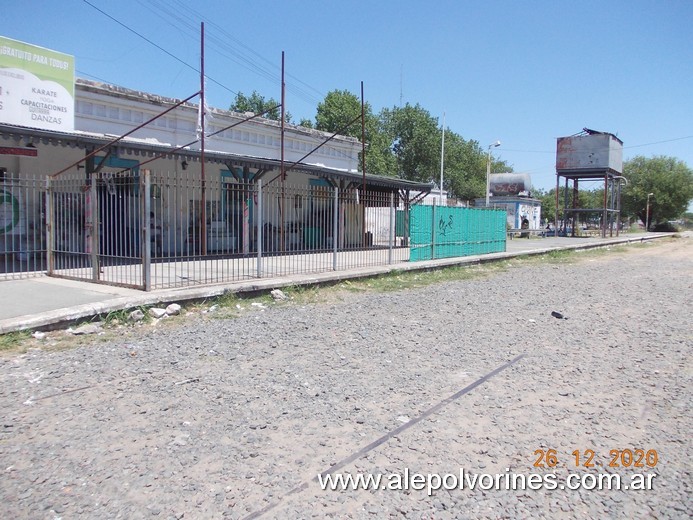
top-left (315, 90), bottom-right (395, 175)
top-left (537, 188), bottom-right (561, 223)
top-left (622, 156), bottom-right (693, 227)
top-left (440, 133), bottom-right (487, 201)
top-left (229, 90), bottom-right (291, 122)
top-left (315, 90), bottom-right (363, 137)
top-left (380, 103), bottom-right (441, 182)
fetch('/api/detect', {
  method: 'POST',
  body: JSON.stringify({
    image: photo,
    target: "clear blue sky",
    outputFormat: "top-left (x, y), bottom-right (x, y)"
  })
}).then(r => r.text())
top-left (3, 0), bottom-right (692, 193)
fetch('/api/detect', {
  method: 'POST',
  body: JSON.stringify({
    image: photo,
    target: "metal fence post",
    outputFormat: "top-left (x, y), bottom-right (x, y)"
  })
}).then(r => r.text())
top-left (256, 179), bottom-right (263, 278)
top-left (388, 191), bottom-right (394, 264)
top-left (431, 199), bottom-right (436, 260)
top-left (90, 174), bottom-right (99, 281)
top-left (333, 186), bottom-right (338, 271)
top-left (141, 169), bottom-right (151, 291)
top-left (45, 177), bottom-right (54, 275)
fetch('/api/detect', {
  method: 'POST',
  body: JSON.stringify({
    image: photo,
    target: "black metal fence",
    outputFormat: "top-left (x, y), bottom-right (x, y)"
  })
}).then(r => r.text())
top-left (1, 171), bottom-right (409, 290)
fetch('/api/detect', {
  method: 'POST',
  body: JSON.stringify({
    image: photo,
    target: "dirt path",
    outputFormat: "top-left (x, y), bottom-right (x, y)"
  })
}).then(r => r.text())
top-left (1, 237), bottom-right (691, 519)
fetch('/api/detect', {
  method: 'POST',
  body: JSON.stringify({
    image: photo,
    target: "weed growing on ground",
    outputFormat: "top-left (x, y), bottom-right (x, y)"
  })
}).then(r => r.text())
top-left (0, 331), bottom-right (31, 352)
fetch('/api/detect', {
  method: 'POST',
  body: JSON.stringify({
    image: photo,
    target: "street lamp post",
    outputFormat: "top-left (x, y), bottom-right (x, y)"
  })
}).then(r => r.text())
top-left (486, 141), bottom-right (501, 207)
top-left (645, 192), bottom-right (654, 231)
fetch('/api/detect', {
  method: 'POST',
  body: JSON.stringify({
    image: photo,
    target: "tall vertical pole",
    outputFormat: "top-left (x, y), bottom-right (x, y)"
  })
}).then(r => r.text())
top-left (257, 180), bottom-right (263, 277)
top-left (602, 174), bottom-right (608, 238)
top-left (142, 169), bottom-right (151, 291)
top-left (431, 199), bottom-right (436, 260)
top-left (616, 181), bottom-right (622, 237)
top-left (572, 179), bottom-right (579, 236)
top-left (280, 51), bottom-right (286, 252)
top-left (388, 191), bottom-right (394, 264)
top-left (361, 81), bottom-right (366, 246)
top-left (332, 186), bottom-right (338, 271)
top-left (485, 147), bottom-right (492, 207)
top-left (439, 112), bottom-right (445, 205)
top-left (564, 177), bottom-right (569, 235)
top-left (200, 22), bottom-right (207, 256)
top-left (554, 174), bottom-right (559, 235)
top-left (45, 177), bottom-right (54, 274)
top-left (90, 174), bottom-right (99, 280)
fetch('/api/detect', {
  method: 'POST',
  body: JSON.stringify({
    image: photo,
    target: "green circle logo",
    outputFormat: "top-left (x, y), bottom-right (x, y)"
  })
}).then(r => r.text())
top-left (0, 190), bottom-right (20, 234)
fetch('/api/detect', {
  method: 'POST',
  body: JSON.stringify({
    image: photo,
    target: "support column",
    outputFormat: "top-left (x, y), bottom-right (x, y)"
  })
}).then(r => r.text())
top-left (332, 186), bottom-right (338, 271)
top-left (256, 180), bottom-right (263, 278)
top-left (45, 177), bottom-right (54, 274)
top-left (90, 173), bottom-right (99, 281)
top-left (141, 169), bottom-right (151, 291)
top-left (388, 191), bottom-right (394, 264)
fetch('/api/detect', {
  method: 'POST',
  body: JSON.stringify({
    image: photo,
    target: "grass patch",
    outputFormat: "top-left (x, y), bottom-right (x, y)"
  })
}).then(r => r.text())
top-left (0, 331), bottom-right (32, 352)
top-left (332, 262), bottom-right (508, 294)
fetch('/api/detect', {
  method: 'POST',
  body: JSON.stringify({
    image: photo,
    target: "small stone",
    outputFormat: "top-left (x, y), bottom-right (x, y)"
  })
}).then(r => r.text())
top-left (31, 331), bottom-right (46, 339)
top-left (165, 303), bottom-right (181, 316)
top-left (71, 323), bottom-right (102, 335)
top-left (148, 308), bottom-right (167, 319)
top-left (271, 289), bottom-right (289, 301)
top-left (129, 310), bottom-right (145, 322)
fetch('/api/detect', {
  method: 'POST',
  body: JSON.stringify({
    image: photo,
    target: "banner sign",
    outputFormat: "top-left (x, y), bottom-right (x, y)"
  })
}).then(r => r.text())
top-left (0, 36), bottom-right (75, 131)
top-left (0, 146), bottom-right (38, 156)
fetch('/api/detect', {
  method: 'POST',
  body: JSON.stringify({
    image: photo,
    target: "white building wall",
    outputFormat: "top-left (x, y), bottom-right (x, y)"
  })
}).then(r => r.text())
top-left (73, 82), bottom-right (361, 172)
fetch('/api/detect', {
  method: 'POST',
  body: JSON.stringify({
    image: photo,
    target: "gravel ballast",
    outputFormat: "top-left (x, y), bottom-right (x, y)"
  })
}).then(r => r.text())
top-left (1, 238), bottom-right (690, 519)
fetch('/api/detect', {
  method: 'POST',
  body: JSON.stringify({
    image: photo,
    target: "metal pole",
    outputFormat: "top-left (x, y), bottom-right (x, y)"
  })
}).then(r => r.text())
top-left (616, 181), bottom-right (621, 237)
top-left (602, 174), bottom-right (608, 238)
top-left (332, 186), bottom-right (338, 271)
top-left (609, 178), bottom-right (615, 237)
top-left (200, 22), bottom-right (207, 256)
top-left (45, 177), bottom-right (54, 275)
top-left (257, 179), bottom-right (263, 277)
top-left (90, 174), bottom-right (99, 281)
top-left (572, 179), bottom-right (579, 237)
top-left (439, 112), bottom-right (445, 204)
top-left (431, 199), bottom-right (436, 260)
top-left (554, 174), bottom-right (559, 236)
top-left (388, 191), bottom-right (394, 264)
top-left (280, 51), bottom-right (286, 252)
top-left (485, 147), bottom-right (491, 207)
top-left (564, 177), bottom-right (569, 235)
top-left (361, 81), bottom-right (366, 245)
top-left (142, 169), bottom-right (151, 291)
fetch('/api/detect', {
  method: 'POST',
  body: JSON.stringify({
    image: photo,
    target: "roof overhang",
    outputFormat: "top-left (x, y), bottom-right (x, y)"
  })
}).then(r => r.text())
top-left (0, 123), bottom-right (432, 193)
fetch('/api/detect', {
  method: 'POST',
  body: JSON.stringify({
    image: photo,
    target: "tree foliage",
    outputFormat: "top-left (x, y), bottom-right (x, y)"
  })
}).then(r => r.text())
top-left (229, 90), bottom-right (291, 122)
top-left (315, 90), bottom-right (364, 137)
top-left (315, 90), bottom-right (395, 176)
top-left (622, 156), bottom-right (693, 226)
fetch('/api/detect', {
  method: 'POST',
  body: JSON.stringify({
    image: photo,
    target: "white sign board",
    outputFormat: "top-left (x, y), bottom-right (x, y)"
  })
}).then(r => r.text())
top-left (0, 36), bottom-right (75, 131)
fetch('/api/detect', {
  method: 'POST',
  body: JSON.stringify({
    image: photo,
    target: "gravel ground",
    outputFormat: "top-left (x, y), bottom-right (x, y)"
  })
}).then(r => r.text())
top-left (1, 237), bottom-right (691, 520)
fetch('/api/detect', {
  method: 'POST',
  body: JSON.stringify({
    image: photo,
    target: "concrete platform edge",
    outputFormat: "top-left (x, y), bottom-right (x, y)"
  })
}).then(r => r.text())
top-left (0, 233), bottom-right (674, 334)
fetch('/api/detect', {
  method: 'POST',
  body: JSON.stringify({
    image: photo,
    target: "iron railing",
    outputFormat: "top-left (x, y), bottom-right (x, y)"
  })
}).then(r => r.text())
top-left (2, 171), bottom-right (510, 290)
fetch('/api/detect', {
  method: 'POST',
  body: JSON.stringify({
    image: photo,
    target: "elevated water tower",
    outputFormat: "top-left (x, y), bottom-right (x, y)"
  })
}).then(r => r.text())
top-left (555, 128), bottom-right (624, 237)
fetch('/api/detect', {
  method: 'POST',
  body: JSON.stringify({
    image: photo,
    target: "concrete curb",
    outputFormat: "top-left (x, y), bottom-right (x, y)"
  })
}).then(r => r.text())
top-left (0, 233), bottom-right (675, 334)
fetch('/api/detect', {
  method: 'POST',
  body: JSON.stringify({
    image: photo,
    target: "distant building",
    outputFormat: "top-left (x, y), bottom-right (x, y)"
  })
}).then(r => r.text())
top-left (474, 173), bottom-right (542, 229)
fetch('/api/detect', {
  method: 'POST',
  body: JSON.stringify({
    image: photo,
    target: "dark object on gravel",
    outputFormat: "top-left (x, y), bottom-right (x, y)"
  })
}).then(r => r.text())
top-left (551, 311), bottom-right (567, 319)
